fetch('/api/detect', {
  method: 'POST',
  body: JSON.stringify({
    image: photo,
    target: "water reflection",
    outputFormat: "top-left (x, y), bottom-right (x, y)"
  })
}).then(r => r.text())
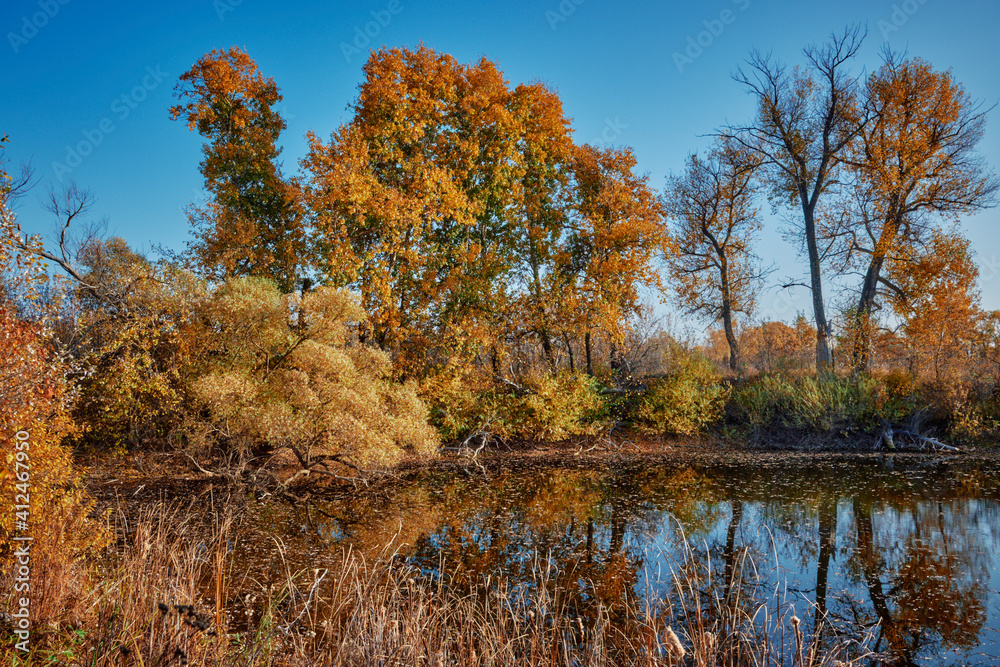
top-left (247, 453), bottom-right (1000, 665)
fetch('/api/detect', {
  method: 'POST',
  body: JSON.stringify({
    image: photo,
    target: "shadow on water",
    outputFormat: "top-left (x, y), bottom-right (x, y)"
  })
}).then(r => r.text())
top-left (165, 452), bottom-right (1000, 665)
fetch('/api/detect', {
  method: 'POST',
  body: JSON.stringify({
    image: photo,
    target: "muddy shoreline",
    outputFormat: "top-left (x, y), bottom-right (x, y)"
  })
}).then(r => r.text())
top-left (82, 427), bottom-right (999, 504)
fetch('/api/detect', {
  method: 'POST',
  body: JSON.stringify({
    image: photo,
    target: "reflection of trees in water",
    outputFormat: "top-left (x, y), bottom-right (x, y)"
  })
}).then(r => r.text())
top-left (845, 497), bottom-right (990, 664)
top-left (238, 457), bottom-right (1000, 664)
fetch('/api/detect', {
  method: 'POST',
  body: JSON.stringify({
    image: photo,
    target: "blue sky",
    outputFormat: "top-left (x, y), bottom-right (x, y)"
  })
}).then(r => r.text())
top-left (3, 0), bottom-right (999, 327)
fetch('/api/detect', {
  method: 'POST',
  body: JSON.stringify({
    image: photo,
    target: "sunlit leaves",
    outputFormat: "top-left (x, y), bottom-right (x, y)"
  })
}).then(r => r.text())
top-left (171, 47), bottom-right (305, 291)
top-left (303, 47), bottom-right (663, 377)
top-left (844, 54), bottom-right (998, 372)
top-left (189, 277), bottom-right (439, 468)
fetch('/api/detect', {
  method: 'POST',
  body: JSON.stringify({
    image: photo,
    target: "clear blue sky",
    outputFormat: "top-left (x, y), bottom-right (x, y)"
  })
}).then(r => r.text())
top-left (3, 0), bottom-right (999, 326)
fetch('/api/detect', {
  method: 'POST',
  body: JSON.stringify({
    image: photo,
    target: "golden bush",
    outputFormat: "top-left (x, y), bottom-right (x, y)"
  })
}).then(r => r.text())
top-left (187, 277), bottom-right (439, 469)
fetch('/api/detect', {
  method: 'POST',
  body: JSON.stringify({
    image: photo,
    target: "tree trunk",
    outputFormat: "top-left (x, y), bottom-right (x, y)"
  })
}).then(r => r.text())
top-left (528, 235), bottom-right (556, 373)
top-left (585, 331), bottom-right (594, 376)
top-left (850, 256), bottom-right (885, 375)
top-left (720, 266), bottom-right (741, 374)
top-left (854, 497), bottom-right (910, 660)
top-left (723, 500), bottom-right (743, 605)
top-left (815, 496), bottom-right (837, 632)
top-left (804, 204), bottom-right (833, 372)
top-left (540, 332), bottom-right (556, 373)
top-left (564, 334), bottom-right (575, 373)
top-left (852, 215), bottom-right (898, 374)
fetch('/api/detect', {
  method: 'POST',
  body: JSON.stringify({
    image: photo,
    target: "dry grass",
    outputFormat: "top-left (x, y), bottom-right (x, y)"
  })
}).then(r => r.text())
top-left (2, 501), bottom-right (871, 666)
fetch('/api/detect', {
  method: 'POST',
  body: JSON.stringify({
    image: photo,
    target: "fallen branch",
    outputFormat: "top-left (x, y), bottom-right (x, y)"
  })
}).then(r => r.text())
top-left (894, 429), bottom-right (962, 453)
top-left (878, 421), bottom-right (961, 453)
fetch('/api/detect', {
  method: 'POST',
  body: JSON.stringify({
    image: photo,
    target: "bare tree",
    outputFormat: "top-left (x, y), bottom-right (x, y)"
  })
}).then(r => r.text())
top-left (726, 25), bottom-right (868, 372)
top-left (664, 137), bottom-right (767, 374)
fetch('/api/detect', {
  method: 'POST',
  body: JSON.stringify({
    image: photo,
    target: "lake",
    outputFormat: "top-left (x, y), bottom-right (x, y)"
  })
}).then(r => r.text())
top-left (173, 451), bottom-right (1000, 665)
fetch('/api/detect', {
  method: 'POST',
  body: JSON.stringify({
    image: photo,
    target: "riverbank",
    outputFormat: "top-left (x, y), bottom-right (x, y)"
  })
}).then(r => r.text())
top-left (78, 424), bottom-right (1000, 508)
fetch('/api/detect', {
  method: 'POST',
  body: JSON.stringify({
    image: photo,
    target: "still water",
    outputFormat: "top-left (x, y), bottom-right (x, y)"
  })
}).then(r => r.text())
top-left (233, 451), bottom-right (1000, 665)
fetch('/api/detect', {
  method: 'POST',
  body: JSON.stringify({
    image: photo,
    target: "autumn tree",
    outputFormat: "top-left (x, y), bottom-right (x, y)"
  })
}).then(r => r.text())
top-left (664, 139), bottom-right (764, 373)
top-left (302, 47), bottom-right (551, 368)
top-left (561, 144), bottom-right (665, 376)
top-left (728, 26), bottom-right (867, 372)
top-left (842, 52), bottom-right (998, 371)
top-left (300, 46), bottom-right (673, 385)
top-left (171, 47), bottom-right (305, 291)
top-left (2, 179), bottom-right (205, 448)
top-left (886, 229), bottom-right (982, 384)
top-left (507, 82), bottom-right (576, 372)
top-left (67, 237), bottom-right (206, 449)
top-left (0, 141), bottom-right (105, 620)
top-left (740, 316), bottom-right (816, 374)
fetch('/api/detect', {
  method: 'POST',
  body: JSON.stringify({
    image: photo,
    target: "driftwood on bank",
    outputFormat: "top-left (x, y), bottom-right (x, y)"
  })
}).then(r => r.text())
top-left (878, 419), bottom-right (962, 453)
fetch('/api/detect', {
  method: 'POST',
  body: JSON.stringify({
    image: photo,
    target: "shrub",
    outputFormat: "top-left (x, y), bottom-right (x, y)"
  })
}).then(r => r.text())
top-left (0, 303), bottom-right (106, 628)
top-left (65, 238), bottom-right (206, 452)
top-left (636, 351), bottom-right (728, 435)
top-left (422, 370), bottom-right (609, 443)
top-left (420, 363), bottom-right (489, 443)
top-left (186, 277), bottom-right (439, 470)
top-left (507, 372), bottom-right (609, 441)
top-left (728, 373), bottom-right (900, 431)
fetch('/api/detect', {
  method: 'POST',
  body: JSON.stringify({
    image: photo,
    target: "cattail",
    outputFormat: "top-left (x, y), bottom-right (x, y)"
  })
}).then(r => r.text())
top-left (664, 626), bottom-right (686, 658)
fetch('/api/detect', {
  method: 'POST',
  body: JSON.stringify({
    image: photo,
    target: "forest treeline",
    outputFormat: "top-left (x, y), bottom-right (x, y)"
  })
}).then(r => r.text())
top-left (2, 27), bottom-right (1000, 495)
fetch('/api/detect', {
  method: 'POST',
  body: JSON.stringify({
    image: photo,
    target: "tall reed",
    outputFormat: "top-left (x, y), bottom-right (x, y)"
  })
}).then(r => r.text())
top-left (4, 501), bottom-right (871, 666)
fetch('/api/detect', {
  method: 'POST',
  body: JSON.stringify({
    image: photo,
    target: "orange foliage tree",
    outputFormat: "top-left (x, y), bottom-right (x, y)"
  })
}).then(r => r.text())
top-left (563, 145), bottom-right (665, 375)
top-left (302, 46), bottom-right (558, 368)
top-left (887, 229), bottom-right (982, 384)
top-left (171, 47), bottom-right (306, 291)
top-left (843, 52), bottom-right (997, 371)
top-left (302, 46), bottom-right (664, 378)
top-left (739, 316), bottom-right (816, 375)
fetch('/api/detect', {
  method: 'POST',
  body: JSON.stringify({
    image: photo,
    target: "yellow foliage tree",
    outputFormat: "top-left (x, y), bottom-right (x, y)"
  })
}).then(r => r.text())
top-left (564, 144), bottom-right (666, 376)
top-left (188, 277), bottom-right (439, 475)
top-left (302, 46), bottom-right (550, 368)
